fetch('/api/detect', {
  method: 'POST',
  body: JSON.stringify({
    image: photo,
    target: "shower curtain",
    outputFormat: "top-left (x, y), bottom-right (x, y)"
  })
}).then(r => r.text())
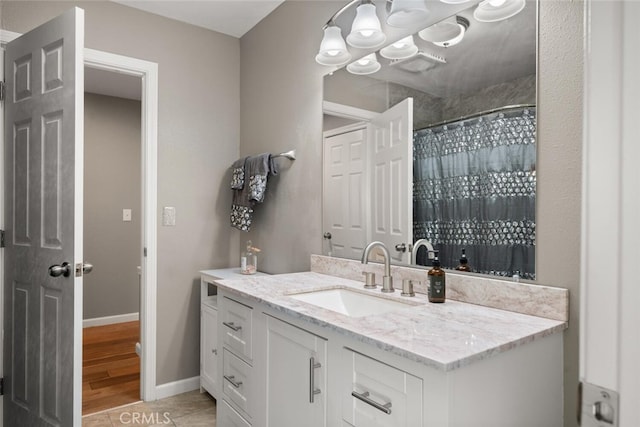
top-left (413, 106), bottom-right (536, 279)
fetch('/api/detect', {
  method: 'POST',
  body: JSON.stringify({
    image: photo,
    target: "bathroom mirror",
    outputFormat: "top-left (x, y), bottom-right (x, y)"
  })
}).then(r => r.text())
top-left (322, 1), bottom-right (537, 279)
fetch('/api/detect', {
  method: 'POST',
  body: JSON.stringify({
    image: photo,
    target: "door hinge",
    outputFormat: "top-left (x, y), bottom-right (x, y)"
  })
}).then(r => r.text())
top-left (0, 230), bottom-right (5, 248)
top-left (144, 247), bottom-right (147, 257)
top-left (1, 377), bottom-right (4, 395)
top-left (0, 81), bottom-right (5, 102)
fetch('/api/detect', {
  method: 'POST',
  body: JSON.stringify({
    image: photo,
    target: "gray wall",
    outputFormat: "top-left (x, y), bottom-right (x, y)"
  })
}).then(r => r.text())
top-left (84, 93), bottom-right (141, 320)
top-left (241, 2), bottom-right (582, 427)
top-left (1, 1), bottom-right (240, 385)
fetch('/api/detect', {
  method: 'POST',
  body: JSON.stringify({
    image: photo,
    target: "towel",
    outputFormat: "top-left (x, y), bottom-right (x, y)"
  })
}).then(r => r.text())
top-left (246, 153), bottom-right (279, 203)
top-left (230, 153), bottom-right (278, 231)
top-left (230, 157), bottom-right (247, 190)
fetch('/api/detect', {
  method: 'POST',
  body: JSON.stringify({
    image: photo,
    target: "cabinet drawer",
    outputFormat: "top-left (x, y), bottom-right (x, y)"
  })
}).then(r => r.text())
top-left (218, 399), bottom-right (251, 427)
top-left (221, 296), bottom-right (253, 362)
top-left (342, 349), bottom-right (423, 427)
top-left (223, 348), bottom-right (253, 421)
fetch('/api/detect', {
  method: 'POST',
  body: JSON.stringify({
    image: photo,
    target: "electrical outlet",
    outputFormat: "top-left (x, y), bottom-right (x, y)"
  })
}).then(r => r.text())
top-left (123, 209), bottom-right (132, 222)
top-left (162, 207), bottom-right (176, 226)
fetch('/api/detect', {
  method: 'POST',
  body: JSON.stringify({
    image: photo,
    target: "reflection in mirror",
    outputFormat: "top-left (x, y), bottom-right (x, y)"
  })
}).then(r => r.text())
top-left (322, 1), bottom-right (537, 280)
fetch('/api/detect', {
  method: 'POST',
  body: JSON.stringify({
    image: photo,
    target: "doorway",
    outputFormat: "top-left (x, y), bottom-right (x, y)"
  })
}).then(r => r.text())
top-left (1, 28), bottom-right (159, 423)
top-left (82, 74), bottom-right (142, 414)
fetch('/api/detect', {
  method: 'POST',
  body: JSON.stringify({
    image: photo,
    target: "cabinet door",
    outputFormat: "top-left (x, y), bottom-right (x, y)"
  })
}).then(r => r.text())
top-left (265, 315), bottom-right (327, 427)
top-left (201, 304), bottom-right (218, 396)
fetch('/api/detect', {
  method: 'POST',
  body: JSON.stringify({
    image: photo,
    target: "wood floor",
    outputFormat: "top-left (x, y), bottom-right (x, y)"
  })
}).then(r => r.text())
top-left (83, 321), bottom-right (140, 415)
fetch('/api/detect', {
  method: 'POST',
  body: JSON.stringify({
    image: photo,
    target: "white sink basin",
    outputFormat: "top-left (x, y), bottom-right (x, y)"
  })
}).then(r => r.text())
top-left (289, 288), bottom-right (415, 318)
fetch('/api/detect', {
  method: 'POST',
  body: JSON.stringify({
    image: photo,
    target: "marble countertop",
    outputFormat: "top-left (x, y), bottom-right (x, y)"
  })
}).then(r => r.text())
top-left (214, 271), bottom-right (567, 371)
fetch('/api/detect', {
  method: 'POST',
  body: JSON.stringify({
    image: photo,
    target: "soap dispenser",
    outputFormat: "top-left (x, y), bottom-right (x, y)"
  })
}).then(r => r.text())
top-left (455, 248), bottom-right (471, 272)
top-left (240, 240), bottom-right (259, 275)
top-left (427, 251), bottom-right (446, 303)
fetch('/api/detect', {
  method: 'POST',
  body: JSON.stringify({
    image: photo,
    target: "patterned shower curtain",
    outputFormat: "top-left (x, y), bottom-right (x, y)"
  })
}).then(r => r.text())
top-left (413, 106), bottom-right (536, 279)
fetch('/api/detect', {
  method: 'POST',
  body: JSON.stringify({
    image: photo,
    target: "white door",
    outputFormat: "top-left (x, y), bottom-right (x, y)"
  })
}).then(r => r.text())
top-left (265, 315), bottom-right (327, 427)
top-left (370, 98), bottom-right (413, 263)
top-left (3, 8), bottom-right (84, 427)
top-left (323, 125), bottom-right (369, 259)
top-left (580, 2), bottom-right (640, 426)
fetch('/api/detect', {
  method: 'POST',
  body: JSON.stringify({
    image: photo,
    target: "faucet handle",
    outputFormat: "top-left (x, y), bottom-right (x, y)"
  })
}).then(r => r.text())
top-left (362, 272), bottom-right (376, 289)
top-left (401, 279), bottom-right (416, 297)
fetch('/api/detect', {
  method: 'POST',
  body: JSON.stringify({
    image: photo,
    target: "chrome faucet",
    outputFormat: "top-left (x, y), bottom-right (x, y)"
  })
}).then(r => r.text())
top-left (361, 241), bottom-right (394, 293)
top-left (411, 239), bottom-right (435, 265)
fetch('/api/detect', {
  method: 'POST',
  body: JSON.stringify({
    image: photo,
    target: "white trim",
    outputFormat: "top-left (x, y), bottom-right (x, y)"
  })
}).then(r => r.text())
top-left (83, 312), bottom-right (140, 328)
top-left (322, 100), bottom-right (378, 122)
top-left (155, 376), bottom-right (201, 400)
top-left (0, 29), bottom-right (21, 44)
top-left (322, 121), bottom-right (368, 139)
top-left (84, 48), bottom-right (159, 402)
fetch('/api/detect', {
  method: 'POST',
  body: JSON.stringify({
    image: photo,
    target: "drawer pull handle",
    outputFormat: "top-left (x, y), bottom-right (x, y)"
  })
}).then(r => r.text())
top-left (309, 357), bottom-right (322, 403)
top-left (223, 321), bottom-right (242, 331)
top-left (224, 375), bottom-right (243, 388)
top-left (351, 390), bottom-right (392, 415)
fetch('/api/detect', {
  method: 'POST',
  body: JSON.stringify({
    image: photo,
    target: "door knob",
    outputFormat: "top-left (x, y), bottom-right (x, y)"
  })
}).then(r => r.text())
top-left (49, 262), bottom-right (72, 278)
top-left (82, 263), bottom-right (94, 274)
top-left (395, 243), bottom-right (407, 253)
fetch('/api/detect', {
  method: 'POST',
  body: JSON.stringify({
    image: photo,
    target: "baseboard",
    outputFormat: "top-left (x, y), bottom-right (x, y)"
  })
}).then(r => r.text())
top-left (83, 312), bottom-right (139, 328)
top-left (155, 376), bottom-right (200, 400)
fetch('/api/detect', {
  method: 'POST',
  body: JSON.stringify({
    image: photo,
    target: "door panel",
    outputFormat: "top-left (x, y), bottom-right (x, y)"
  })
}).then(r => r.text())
top-left (323, 127), bottom-right (369, 259)
top-left (4, 8), bottom-right (84, 427)
top-left (370, 98), bottom-right (413, 263)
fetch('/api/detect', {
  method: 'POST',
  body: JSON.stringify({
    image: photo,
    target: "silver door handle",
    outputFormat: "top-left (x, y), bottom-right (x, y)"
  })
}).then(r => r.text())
top-left (309, 357), bottom-right (321, 403)
top-left (395, 243), bottom-right (407, 253)
top-left (351, 390), bottom-right (392, 414)
top-left (82, 263), bottom-right (94, 274)
top-left (223, 321), bottom-right (242, 331)
top-left (49, 262), bottom-right (71, 278)
top-left (224, 375), bottom-right (242, 388)
top-left (323, 232), bottom-right (332, 240)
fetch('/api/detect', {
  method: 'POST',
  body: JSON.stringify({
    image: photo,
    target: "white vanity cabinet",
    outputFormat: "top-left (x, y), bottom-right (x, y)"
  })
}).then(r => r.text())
top-left (264, 315), bottom-right (327, 427)
top-left (215, 278), bottom-right (564, 427)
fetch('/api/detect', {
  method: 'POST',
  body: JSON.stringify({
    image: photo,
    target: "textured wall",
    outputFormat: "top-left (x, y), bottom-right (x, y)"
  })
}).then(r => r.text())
top-left (1, 1), bottom-right (240, 385)
top-left (84, 93), bottom-right (141, 320)
top-left (537, 2), bottom-right (584, 426)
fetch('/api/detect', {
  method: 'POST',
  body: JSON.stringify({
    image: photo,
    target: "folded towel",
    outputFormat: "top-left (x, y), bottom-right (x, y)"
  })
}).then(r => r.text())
top-left (230, 157), bottom-right (247, 190)
top-left (230, 189), bottom-right (254, 231)
top-left (246, 153), bottom-right (279, 203)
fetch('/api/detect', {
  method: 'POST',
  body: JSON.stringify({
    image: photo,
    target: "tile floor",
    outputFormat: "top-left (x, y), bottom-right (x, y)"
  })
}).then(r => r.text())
top-left (82, 390), bottom-right (216, 426)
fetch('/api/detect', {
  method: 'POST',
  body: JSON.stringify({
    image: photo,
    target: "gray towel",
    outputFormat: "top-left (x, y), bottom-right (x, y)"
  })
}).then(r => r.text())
top-left (230, 157), bottom-right (247, 190)
top-left (246, 153), bottom-right (279, 203)
top-left (230, 153), bottom-right (278, 231)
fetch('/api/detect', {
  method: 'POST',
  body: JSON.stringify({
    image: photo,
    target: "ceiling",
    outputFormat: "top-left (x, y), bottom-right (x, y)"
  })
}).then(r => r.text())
top-left (111, 0), bottom-right (285, 38)
top-left (85, 0), bottom-right (284, 100)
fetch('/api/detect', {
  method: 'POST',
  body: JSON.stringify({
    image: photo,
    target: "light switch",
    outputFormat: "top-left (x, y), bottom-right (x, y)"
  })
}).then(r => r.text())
top-left (162, 206), bottom-right (176, 226)
top-left (122, 209), bottom-right (132, 222)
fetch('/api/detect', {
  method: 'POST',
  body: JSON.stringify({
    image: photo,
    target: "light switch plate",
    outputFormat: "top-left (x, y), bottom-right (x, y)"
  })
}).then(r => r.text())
top-left (162, 206), bottom-right (176, 226)
top-left (123, 209), bottom-right (132, 222)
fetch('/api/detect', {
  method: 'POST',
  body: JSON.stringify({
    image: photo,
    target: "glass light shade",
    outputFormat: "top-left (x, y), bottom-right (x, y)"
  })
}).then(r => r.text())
top-left (347, 3), bottom-right (386, 49)
top-left (347, 53), bottom-right (381, 75)
top-left (432, 23), bottom-right (465, 47)
top-left (418, 17), bottom-right (460, 43)
top-left (439, 0), bottom-right (470, 4)
top-left (387, 0), bottom-right (429, 28)
top-left (473, 0), bottom-right (525, 22)
top-left (380, 35), bottom-right (419, 60)
top-left (315, 26), bottom-right (352, 66)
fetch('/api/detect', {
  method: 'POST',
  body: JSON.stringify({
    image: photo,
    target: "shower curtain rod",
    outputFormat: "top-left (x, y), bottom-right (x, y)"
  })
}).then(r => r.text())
top-left (417, 103), bottom-right (536, 131)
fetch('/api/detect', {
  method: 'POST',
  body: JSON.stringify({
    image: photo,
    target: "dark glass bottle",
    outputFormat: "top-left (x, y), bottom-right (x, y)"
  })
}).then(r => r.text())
top-left (456, 248), bottom-right (471, 272)
top-left (428, 252), bottom-right (446, 303)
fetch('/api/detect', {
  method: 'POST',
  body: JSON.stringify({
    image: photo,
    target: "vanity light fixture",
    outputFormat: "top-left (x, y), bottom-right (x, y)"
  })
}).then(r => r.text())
top-left (347, 1), bottom-right (387, 49)
top-left (386, 0), bottom-right (430, 27)
top-left (473, 0), bottom-right (526, 22)
top-left (380, 35), bottom-right (419, 60)
top-left (418, 16), bottom-right (469, 47)
top-left (347, 53), bottom-right (382, 75)
top-left (316, 25), bottom-right (352, 66)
